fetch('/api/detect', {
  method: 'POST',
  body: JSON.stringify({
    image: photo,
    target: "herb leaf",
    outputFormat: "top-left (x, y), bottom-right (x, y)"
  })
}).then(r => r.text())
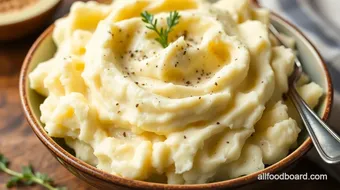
top-left (36, 172), bottom-right (53, 183)
top-left (0, 153), bottom-right (66, 190)
top-left (22, 165), bottom-right (34, 177)
top-left (6, 176), bottom-right (21, 188)
top-left (0, 153), bottom-right (9, 168)
top-left (141, 11), bottom-right (181, 48)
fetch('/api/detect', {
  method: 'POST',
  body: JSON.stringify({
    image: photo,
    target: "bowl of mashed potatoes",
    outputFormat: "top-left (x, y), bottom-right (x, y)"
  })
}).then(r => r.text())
top-left (20, 0), bottom-right (333, 189)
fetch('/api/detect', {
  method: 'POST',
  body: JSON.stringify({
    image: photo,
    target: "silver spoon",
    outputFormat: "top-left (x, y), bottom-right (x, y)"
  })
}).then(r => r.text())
top-left (269, 24), bottom-right (340, 164)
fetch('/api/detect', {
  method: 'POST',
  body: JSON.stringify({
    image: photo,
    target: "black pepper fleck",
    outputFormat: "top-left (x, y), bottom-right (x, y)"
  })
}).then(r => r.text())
top-left (183, 30), bottom-right (188, 39)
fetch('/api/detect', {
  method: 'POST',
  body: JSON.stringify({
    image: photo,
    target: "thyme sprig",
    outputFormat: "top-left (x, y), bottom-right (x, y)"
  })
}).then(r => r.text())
top-left (0, 153), bottom-right (66, 190)
top-left (141, 11), bottom-right (181, 48)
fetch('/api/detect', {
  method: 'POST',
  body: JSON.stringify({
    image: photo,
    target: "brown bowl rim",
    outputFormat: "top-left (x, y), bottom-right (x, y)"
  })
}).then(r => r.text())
top-left (19, 7), bottom-right (334, 190)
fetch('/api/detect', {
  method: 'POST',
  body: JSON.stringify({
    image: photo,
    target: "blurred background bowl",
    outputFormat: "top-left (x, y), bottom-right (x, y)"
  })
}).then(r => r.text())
top-left (0, 0), bottom-right (61, 41)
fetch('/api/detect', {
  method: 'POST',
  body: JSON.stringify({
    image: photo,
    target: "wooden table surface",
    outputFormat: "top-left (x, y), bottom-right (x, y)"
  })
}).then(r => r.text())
top-left (0, 0), bottom-right (339, 189)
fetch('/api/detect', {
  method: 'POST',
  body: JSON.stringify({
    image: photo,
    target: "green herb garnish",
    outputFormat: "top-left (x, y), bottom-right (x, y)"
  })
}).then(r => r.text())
top-left (0, 153), bottom-right (66, 190)
top-left (141, 11), bottom-right (181, 48)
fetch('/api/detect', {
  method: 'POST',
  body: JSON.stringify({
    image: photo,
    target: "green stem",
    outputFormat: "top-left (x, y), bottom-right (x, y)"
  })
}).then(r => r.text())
top-left (31, 177), bottom-right (58, 190)
top-left (1, 166), bottom-right (22, 177)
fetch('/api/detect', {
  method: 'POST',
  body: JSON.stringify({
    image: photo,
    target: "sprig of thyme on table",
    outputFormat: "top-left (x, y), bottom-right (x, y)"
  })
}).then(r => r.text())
top-left (141, 11), bottom-right (181, 48)
top-left (0, 153), bottom-right (66, 190)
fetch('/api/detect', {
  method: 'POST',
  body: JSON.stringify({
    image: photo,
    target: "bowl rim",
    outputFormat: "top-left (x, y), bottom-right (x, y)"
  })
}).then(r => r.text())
top-left (19, 10), bottom-right (334, 190)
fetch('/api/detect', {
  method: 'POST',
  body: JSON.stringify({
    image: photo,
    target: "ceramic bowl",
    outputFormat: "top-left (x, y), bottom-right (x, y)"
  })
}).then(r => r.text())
top-left (19, 8), bottom-right (333, 190)
top-left (0, 0), bottom-right (61, 41)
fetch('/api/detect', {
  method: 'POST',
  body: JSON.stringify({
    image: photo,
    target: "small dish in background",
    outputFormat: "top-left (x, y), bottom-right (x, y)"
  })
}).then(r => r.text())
top-left (0, 0), bottom-right (61, 41)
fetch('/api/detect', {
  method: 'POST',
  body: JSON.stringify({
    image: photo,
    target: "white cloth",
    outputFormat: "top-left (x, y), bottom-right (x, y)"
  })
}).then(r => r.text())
top-left (259, 0), bottom-right (340, 181)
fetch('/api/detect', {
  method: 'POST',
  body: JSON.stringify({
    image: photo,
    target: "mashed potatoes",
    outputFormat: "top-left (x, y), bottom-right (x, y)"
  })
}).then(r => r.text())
top-left (29, 0), bottom-right (323, 184)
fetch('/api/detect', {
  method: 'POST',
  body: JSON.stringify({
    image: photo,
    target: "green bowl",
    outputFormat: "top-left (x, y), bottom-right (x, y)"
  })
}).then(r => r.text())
top-left (19, 13), bottom-right (333, 190)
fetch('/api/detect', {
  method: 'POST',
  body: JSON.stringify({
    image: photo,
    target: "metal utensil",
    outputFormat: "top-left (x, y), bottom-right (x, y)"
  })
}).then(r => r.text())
top-left (269, 24), bottom-right (340, 164)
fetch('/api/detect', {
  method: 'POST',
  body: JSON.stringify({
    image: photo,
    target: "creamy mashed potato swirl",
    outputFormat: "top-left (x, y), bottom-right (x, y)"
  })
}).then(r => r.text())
top-left (29, 0), bottom-right (323, 184)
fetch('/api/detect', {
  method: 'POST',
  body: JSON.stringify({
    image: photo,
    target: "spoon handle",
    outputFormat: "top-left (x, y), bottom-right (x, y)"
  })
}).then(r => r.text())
top-left (289, 87), bottom-right (340, 164)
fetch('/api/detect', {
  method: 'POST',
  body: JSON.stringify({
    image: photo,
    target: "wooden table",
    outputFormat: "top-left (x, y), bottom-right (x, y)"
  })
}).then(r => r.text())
top-left (0, 0), bottom-right (339, 189)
